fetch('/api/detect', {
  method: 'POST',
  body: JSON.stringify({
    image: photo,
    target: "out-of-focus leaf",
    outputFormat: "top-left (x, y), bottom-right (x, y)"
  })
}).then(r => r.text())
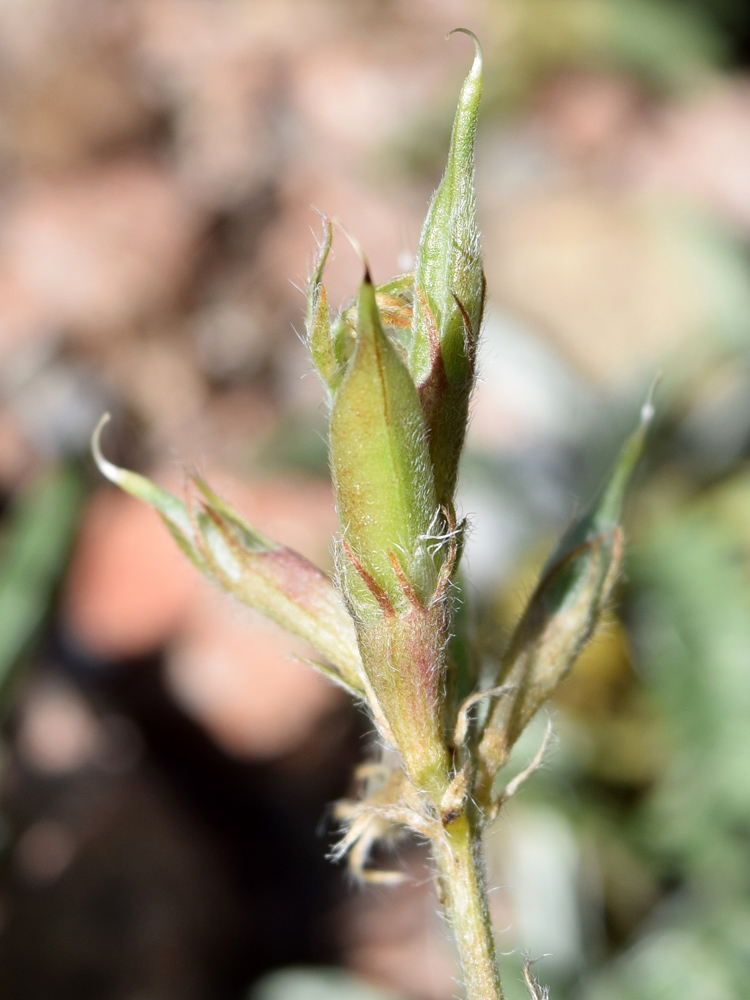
top-left (0, 465), bottom-right (83, 700)
top-left (489, 0), bottom-right (725, 107)
top-left (632, 474), bottom-right (750, 873)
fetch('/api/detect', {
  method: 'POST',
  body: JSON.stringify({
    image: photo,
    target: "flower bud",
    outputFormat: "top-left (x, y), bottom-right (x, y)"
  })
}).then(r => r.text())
top-left (329, 272), bottom-right (440, 618)
top-left (328, 274), bottom-right (456, 798)
top-left (331, 271), bottom-right (415, 373)
top-left (411, 29), bottom-right (485, 502)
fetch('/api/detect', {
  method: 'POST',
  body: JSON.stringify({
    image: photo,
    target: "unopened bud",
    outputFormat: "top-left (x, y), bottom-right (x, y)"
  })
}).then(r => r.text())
top-left (331, 271), bottom-right (414, 373)
top-left (329, 273), bottom-right (440, 618)
top-left (411, 29), bottom-right (485, 501)
top-left (328, 274), bottom-right (457, 798)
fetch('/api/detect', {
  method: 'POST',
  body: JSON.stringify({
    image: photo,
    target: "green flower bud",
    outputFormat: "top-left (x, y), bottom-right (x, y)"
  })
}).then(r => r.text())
top-left (328, 273), bottom-right (458, 798)
top-left (411, 29), bottom-right (485, 502)
top-left (331, 271), bottom-right (415, 373)
top-left (329, 271), bottom-right (440, 618)
top-left (306, 211), bottom-right (416, 398)
top-left (476, 397), bottom-right (653, 794)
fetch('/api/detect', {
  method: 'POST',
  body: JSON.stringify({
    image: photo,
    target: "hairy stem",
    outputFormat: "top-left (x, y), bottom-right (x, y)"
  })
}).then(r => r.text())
top-left (434, 811), bottom-right (505, 1000)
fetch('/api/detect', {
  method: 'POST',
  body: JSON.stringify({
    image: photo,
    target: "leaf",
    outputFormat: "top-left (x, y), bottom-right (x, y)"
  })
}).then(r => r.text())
top-left (0, 466), bottom-right (83, 703)
top-left (476, 396), bottom-right (652, 794)
top-left (92, 415), bottom-right (363, 694)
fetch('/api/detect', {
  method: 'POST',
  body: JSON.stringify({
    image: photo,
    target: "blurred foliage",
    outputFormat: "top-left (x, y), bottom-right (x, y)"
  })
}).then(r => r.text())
top-left (489, 0), bottom-right (727, 101)
top-left (591, 476), bottom-right (750, 1000)
top-left (677, 0), bottom-right (750, 61)
top-left (0, 468), bottom-right (83, 704)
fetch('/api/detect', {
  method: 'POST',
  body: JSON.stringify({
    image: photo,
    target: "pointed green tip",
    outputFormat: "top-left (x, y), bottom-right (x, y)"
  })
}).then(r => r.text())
top-left (640, 372), bottom-right (661, 431)
top-left (592, 382), bottom-right (657, 533)
top-left (356, 269), bottom-right (382, 342)
top-left (547, 384), bottom-right (656, 569)
top-left (310, 211), bottom-right (333, 286)
top-left (92, 413), bottom-right (194, 538)
top-left (447, 28), bottom-right (482, 78)
top-left (332, 217), bottom-right (372, 282)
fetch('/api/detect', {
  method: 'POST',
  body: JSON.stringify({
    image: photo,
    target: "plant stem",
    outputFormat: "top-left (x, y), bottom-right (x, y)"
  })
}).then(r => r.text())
top-left (434, 810), bottom-right (505, 1000)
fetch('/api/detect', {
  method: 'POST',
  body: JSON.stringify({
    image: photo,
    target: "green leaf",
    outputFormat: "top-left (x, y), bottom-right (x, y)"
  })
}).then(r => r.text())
top-left (476, 397), bottom-right (652, 794)
top-left (0, 466), bottom-right (83, 703)
top-left (92, 416), bottom-right (363, 694)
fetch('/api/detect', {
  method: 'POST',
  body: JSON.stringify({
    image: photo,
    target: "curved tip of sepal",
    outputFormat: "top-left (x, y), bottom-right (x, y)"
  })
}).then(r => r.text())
top-left (92, 412), bottom-right (121, 486)
top-left (447, 27), bottom-right (482, 77)
top-left (573, 389), bottom-right (655, 547)
top-left (91, 413), bottom-right (193, 537)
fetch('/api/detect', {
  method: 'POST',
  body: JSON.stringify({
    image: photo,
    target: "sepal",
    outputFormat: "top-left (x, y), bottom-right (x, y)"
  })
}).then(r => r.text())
top-left (306, 215), bottom-right (340, 391)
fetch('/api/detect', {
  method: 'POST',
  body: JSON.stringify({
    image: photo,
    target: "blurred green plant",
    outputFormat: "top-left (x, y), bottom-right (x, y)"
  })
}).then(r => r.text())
top-left (0, 467), bottom-right (83, 705)
top-left (484, 0), bottom-right (727, 110)
top-left (93, 31), bottom-right (649, 1000)
top-left (575, 475), bottom-right (750, 1000)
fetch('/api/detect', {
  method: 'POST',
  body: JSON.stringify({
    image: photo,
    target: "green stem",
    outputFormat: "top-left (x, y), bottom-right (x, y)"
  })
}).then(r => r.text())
top-left (434, 811), bottom-right (505, 1000)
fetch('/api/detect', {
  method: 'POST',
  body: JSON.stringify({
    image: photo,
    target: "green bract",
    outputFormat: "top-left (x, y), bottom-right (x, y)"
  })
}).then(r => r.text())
top-left (411, 29), bottom-right (483, 388)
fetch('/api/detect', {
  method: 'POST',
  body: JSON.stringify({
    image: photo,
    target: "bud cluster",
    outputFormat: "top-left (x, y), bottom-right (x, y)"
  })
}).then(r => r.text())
top-left (304, 30), bottom-right (484, 803)
top-left (93, 29), bottom-right (649, 880)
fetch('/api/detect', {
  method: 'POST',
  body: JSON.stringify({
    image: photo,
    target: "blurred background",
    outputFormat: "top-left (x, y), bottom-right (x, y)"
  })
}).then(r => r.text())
top-left (1, 0), bottom-right (750, 998)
